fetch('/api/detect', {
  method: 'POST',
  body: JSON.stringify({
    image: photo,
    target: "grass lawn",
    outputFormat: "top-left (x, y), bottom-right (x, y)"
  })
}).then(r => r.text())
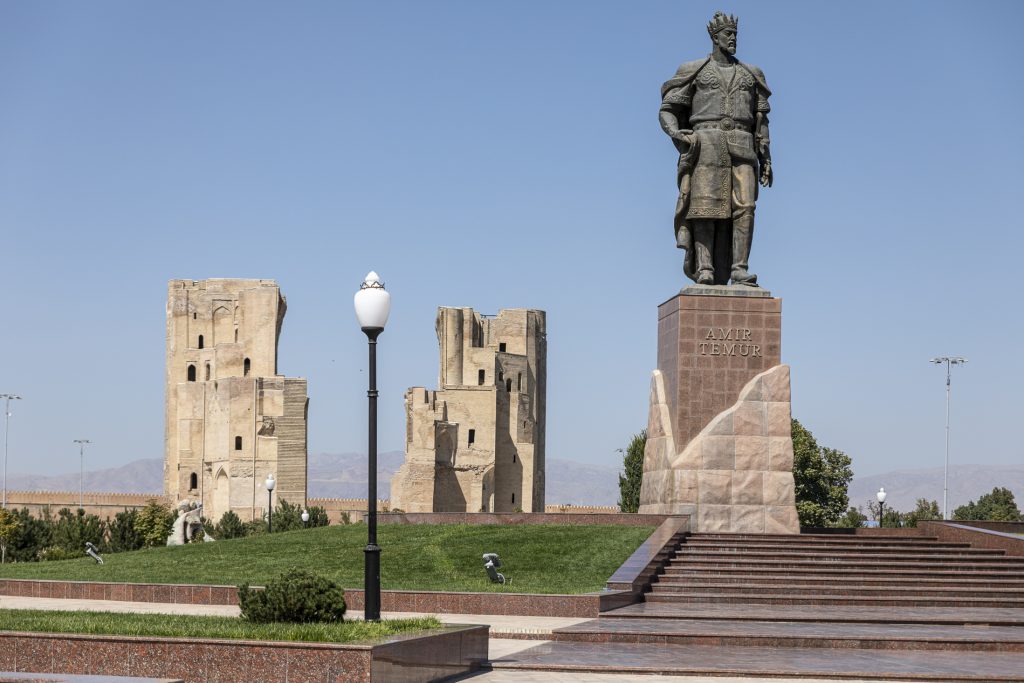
top-left (0, 523), bottom-right (654, 594)
top-left (0, 609), bottom-right (440, 643)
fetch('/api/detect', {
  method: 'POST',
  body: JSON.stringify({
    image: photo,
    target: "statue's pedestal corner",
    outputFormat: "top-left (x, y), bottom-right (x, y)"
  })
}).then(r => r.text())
top-left (680, 283), bottom-right (773, 298)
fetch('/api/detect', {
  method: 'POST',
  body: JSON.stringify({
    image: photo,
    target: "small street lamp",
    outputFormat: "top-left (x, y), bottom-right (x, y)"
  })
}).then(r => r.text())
top-left (930, 356), bottom-right (967, 519)
top-left (354, 270), bottom-right (391, 622)
top-left (301, 509), bottom-right (310, 525)
top-left (1, 393), bottom-right (22, 509)
top-left (876, 487), bottom-right (887, 528)
top-left (74, 439), bottom-right (92, 510)
top-left (265, 473), bottom-right (276, 533)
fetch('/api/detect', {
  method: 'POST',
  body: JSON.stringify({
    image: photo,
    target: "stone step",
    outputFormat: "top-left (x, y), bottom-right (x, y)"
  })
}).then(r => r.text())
top-left (690, 533), bottom-right (941, 542)
top-left (551, 617), bottom-right (1024, 652)
top-left (681, 542), bottom-right (990, 554)
top-left (488, 640), bottom-right (1024, 680)
top-left (651, 582), bottom-right (1024, 598)
top-left (686, 537), bottom-right (968, 547)
top-left (660, 573), bottom-right (1024, 588)
top-left (644, 592), bottom-right (1024, 608)
top-left (603, 601), bottom-right (1024, 626)
top-left (673, 549), bottom-right (1015, 561)
top-left (663, 565), bottom-right (1024, 579)
top-left (669, 558), bottom-right (1024, 571)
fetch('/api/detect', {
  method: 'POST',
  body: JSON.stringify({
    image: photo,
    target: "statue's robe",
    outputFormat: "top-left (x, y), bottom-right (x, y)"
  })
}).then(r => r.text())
top-left (661, 56), bottom-right (770, 280)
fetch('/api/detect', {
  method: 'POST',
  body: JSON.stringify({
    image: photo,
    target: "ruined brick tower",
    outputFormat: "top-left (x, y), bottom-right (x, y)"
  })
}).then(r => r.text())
top-left (391, 307), bottom-right (546, 513)
top-left (164, 279), bottom-right (308, 522)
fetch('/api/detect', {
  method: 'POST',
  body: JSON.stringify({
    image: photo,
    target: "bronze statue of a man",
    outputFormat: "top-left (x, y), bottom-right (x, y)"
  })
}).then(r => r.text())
top-left (660, 12), bottom-right (773, 286)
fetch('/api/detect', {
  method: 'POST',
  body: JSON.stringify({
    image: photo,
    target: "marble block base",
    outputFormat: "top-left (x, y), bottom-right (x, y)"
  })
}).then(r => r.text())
top-left (639, 364), bottom-right (799, 534)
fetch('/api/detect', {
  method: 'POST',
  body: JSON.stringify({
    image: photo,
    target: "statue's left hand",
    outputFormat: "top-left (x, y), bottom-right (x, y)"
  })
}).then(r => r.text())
top-left (759, 159), bottom-right (773, 188)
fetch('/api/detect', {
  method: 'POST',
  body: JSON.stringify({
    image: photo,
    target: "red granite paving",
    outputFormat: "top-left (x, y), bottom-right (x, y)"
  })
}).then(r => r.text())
top-left (489, 640), bottom-right (1024, 680)
top-left (554, 617), bottom-right (1024, 651)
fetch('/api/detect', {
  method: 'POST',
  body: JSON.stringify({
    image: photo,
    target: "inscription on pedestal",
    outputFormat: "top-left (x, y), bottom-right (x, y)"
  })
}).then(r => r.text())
top-left (658, 291), bottom-right (781, 451)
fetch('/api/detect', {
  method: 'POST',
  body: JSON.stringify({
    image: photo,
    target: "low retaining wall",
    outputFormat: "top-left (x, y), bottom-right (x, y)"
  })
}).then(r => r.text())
top-left (0, 625), bottom-right (487, 683)
top-left (606, 516), bottom-right (690, 594)
top-left (0, 579), bottom-right (626, 618)
top-left (919, 521), bottom-right (1024, 557)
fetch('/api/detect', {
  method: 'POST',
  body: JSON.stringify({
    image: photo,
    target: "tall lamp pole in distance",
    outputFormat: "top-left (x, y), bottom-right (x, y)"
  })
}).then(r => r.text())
top-left (265, 473), bottom-right (276, 533)
top-left (73, 439), bottom-right (92, 510)
top-left (876, 487), bottom-right (887, 528)
top-left (930, 356), bottom-right (967, 520)
top-left (354, 271), bottom-right (391, 622)
top-left (1, 393), bottom-right (22, 509)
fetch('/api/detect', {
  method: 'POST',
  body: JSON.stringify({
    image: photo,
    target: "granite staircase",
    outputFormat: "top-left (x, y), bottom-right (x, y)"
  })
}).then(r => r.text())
top-left (489, 532), bottom-right (1024, 680)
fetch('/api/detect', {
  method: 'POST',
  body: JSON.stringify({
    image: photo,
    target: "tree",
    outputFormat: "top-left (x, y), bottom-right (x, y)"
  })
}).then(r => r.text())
top-left (213, 510), bottom-right (247, 539)
top-left (792, 419), bottom-right (853, 527)
top-left (6, 508), bottom-right (52, 562)
top-left (107, 509), bottom-right (145, 552)
top-left (904, 499), bottom-right (941, 528)
top-left (0, 508), bottom-right (21, 564)
top-left (835, 506), bottom-right (867, 528)
top-left (50, 508), bottom-right (105, 554)
top-left (952, 487), bottom-right (1023, 522)
top-left (617, 430), bottom-right (647, 513)
top-left (135, 499), bottom-right (175, 547)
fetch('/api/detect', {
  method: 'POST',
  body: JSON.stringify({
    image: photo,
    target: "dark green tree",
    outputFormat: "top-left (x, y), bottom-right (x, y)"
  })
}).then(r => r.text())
top-left (792, 419), bottom-right (854, 527)
top-left (49, 508), bottom-right (105, 554)
top-left (952, 487), bottom-right (1023, 522)
top-left (306, 506), bottom-right (330, 527)
top-left (269, 499), bottom-right (307, 532)
top-left (617, 430), bottom-right (647, 513)
top-left (107, 509), bottom-right (145, 552)
top-left (5, 508), bottom-right (53, 562)
top-left (213, 510), bottom-right (247, 539)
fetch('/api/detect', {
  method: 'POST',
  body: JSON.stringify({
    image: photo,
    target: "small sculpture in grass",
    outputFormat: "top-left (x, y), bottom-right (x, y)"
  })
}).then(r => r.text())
top-left (239, 568), bottom-right (347, 623)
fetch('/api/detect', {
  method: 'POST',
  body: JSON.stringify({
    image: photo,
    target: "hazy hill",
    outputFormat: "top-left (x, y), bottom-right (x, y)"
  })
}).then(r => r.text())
top-left (11, 456), bottom-right (1021, 514)
top-left (5, 452), bottom-right (622, 505)
top-left (849, 465), bottom-right (1024, 514)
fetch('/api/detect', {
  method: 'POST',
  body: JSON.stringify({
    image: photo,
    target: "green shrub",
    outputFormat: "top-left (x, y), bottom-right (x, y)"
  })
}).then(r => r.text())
top-left (269, 500), bottom-right (306, 533)
top-left (5, 508), bottom-right (52, 562)
top-left (135, 500), bottom-right (175, 547)
top-left (214, 510), bottom-right (247, 539)
top-left (40, 546), bottom-right (81, 562)
top-left (238, 568), bottom-right (346, 624)
top-left (108, 509), bottom-right (145, 552)
top-left (51, 509), bottom-right (105, 553)
top-left (306, 506), bottom-right (330, 527)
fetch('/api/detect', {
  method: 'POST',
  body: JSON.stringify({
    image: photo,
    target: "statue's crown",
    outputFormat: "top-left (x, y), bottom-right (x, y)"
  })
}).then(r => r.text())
top-left (707, 11), bottom-right (738, 36)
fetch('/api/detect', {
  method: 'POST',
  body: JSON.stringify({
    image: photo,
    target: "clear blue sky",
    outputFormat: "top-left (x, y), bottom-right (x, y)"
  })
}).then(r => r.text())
top-left (2, 1), bottom-right (1022, 484)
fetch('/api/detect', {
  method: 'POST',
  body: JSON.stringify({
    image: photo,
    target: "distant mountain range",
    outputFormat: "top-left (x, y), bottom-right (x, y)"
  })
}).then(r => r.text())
top-left (9, 457), bottom-right (1021, 514)
top-left (4, 452), bottom-right (623, 506)
top-left (848, 465), bottom-right (1024, 515)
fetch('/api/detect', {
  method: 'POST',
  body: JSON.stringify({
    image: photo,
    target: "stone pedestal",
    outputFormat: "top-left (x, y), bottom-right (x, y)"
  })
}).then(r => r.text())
top-left (639, 287), bottom-right (798, 533)
top-left (658, 287), bottom-right (781, 445)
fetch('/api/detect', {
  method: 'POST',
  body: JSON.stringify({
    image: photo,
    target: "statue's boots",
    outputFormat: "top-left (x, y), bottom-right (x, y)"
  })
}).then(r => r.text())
top-left (730, 217), bottom-right (758, 286)
top-left (693, 221), bottom-right (715, 284)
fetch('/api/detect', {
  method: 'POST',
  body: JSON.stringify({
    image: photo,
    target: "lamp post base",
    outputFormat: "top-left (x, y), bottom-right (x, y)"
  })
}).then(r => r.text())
top-left (364, 543), bottom-right (381, 621)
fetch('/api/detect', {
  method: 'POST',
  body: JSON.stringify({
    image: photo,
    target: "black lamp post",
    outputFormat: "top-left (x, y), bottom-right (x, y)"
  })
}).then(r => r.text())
top-left (354, 271), bottom-right (391, 622)
top-left (876, 487), bottom-right (887, 528)
top-left (266, 473), bottom-right (276, 533)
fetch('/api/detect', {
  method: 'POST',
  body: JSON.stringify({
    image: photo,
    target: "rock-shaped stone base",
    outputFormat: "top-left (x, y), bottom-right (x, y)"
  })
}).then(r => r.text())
top-left (639, 364), bottom-right (799, 534)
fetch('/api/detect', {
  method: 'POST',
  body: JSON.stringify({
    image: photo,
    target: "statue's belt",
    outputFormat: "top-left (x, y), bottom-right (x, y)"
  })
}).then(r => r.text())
top-left (693, 119), bottom-right (752, 132)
